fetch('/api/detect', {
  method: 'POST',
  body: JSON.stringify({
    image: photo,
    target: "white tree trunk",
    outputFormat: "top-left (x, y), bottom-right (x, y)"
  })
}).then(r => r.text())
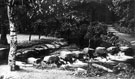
top-left (7, 0), bottom-right (18, 71)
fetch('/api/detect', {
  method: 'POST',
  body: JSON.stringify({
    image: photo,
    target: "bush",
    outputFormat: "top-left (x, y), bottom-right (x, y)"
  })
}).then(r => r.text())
top-left (56, 21), bottom-right (108, 48)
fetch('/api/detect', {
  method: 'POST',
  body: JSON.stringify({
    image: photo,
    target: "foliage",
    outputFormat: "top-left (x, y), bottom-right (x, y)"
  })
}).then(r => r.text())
top-left (0, 0), bottom-right (116, 47)
top-left (109, 0), bottom-right (135, 33)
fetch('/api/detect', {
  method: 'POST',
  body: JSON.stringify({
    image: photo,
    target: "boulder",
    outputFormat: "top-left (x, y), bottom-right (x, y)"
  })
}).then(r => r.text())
top-left (82, 48), bottom-right (94, 54)
top-left (27, 57), bottom-right (40, 64)
top-left (94, 47), bottom-right (107, 57)
top-left (59, 50), bottom-right (76, 63)
top-left (43, 55), bottom-right (59, 64)
top-left (82, 48), bottom-right (95, 58)
top-left (107, 46), bottom-right (120, 55)
top-left (120, 46), bottom-right (130, 51)
top-left (72, 50), bottom-right (89, 61)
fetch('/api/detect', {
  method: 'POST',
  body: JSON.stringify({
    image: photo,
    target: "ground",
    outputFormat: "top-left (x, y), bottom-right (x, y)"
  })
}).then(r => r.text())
top-left (0, 65), bottom-right (117, 79)
top-left (108, 26), bottom-right (135, 46)
top-left (0, 27), bottom-right (135, 79)
top-left (0, 65), bottom-right (79, 79)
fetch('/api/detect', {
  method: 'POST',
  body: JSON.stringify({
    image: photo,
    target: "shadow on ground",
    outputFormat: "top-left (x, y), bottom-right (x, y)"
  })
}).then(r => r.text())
top-left (0, 48), bottom-right (9, 65)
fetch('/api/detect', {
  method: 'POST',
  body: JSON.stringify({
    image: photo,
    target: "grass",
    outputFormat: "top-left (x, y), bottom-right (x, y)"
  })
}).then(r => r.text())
top-left (0, 38), bottom-right (59, 49)
top-left (17, 38), bottom-right (56, 49)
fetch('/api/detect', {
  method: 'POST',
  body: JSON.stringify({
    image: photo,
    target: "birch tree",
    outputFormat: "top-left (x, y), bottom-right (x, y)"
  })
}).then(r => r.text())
top-left (7, 0), bottom-right (43, 71)
top-left (7, 0), bottom-right (18, 71)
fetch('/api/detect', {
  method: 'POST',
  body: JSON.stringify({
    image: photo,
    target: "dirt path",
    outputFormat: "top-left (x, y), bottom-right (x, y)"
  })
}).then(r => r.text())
top-left (0, 65), bottom-right (117, 79)
top-left (0, 65), bottom-right (80, 79)
top-left (108, 27), bottom-right (135, 46)
top-left (0, 65), bottom-right (107, 79)
top-left (108, 26), bottom-right (135, 56)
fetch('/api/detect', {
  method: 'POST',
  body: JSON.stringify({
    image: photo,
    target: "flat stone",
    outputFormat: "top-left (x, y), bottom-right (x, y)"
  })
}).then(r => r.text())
top-left (16, 53), bottom-right (22, 56)
top-left (45, 44), bottom-right (56, 49)
top-left (75, 68), bottom-right (87, 74)
top-left (34, 48), bottom-right (44, 51)
top-left (53, 44), bottom-right (61, 48)
top-left (58, 42), bottom-right (68, 46)
top-left (40, 45), bottom-right (48, 50)
top-left (22, 50), bottom-right (35, 54)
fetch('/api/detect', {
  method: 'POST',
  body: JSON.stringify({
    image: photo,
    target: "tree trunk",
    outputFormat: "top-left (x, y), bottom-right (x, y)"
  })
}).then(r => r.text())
top-left (29, 33), bottom-right (32, 41)
top-left (7, 0), bottom-right (18, 71)
top-left (39, 34), bottom-right (41, 39)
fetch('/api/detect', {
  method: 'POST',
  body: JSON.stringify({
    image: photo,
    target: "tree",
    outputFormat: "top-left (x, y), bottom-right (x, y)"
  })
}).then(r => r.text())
top-left (109, 0), bottom-right (134, 28)
top-left (7, 0), bottom-right (18, 71)
top-left (7, 0), bottom-right (44, 71)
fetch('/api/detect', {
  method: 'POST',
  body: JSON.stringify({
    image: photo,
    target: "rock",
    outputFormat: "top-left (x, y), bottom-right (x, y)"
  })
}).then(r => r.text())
top-left (120, 46), bottom-right (130, 51)
top-left (43, 55), bottom-right (59, 64)
top-left (27, 57), bottom-right (40, 64)
top-left (92, 63), bottom-right (113, 72)
top-left (108, 52), bottom-right (133, 62)
top-left (41, 46), bottom-right (48, 50)
top-left (71, 59), bottom-right (88, 68)
top-left (45, 44), bottom-right (56, 49)
top-left (57, 58), bottom-right (66, 66)
top-left (94, 47), bottom-right (107, 57)
top-left (16, 52), bottom-right (22, 56)
top-left (60, 64), bottom-right (70, 70)
top-left (34, 47), bottom-right (44, 51)
top-left (54, 44), bottom-right (61, 48)
top-left (60, 50), bottom-right (72, 59)
top-left (59, 50), bottom-right (76, 63)
top-left (72, 51), bottom-right (83, 58)
top-left (107, 46), bottom-right (120, 55)
top-left (58, 42), bottom-right (68, 46)
top-left (74, 68), bottom-right (87, 76)
top-left (22, 50), bottom-right (35, 54)
top-left (82, 48), bottom-right (95, 58)
top-left (82, 48), bottom-right (94, 54)
top-left (120, 46), bottom-right (134, 56)
top-left (72, 50), bottom-right (89, 61)
top-left (16, 61), bottom-right (25, 66)
top-left (77, 68), bottom-right (87, 73)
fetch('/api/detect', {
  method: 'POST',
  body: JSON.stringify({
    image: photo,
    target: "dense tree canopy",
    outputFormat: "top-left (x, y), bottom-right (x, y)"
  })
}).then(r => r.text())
top-left (109, 0), bottom-right (135, 33)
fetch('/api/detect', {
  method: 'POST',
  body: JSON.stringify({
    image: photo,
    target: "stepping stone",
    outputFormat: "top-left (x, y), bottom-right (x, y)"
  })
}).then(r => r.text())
top-left (22, 50), bottom-right (35, 54)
